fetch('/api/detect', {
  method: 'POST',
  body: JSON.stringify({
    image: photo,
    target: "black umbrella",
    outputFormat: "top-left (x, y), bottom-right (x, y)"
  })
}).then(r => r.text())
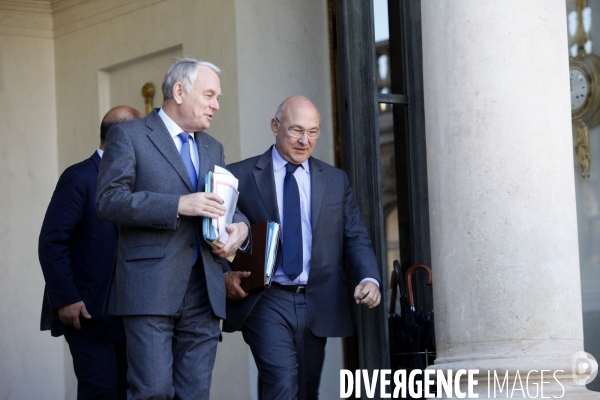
top-left (388, 261), bottom-right (435, 372)
top-left (388, 261), bottom-right (436, 398)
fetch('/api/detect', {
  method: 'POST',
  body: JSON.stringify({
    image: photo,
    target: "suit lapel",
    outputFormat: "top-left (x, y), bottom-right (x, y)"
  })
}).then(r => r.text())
top-left (146, 110), bottom-right (195, 192)
top-left (309, 157), bottom-right (327, 231)
top-left (194, 131), bottom-right (210, 191)
top-left (253, 148), bottom-right (280, 224)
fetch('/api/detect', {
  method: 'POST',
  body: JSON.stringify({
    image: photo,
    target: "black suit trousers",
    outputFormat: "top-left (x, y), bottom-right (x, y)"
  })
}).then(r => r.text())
top-left (64, 316), bottom-right (128, 400)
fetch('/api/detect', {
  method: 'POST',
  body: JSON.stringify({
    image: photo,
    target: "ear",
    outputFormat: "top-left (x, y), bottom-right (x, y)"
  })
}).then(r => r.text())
top-left (172, 82), bottom-right (185, 105)
top-left (270, 118), bottom-right (279, 137)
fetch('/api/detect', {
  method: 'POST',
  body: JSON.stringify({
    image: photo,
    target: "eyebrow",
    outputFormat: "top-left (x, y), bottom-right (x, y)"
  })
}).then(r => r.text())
top-left (289, 124), bottom-right (320, 130)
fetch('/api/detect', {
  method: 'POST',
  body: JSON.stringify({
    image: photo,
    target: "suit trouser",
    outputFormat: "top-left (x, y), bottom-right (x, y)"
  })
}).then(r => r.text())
top-left (64, 316), bottom-right (128, 400)
top-left (242, 287), bottom-right (327, 400)
top-left (122, 266), bottom-right (220, 400)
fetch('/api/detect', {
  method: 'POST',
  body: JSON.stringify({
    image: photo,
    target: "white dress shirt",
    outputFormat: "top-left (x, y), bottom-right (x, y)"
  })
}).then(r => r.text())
top-left (97, 149), bottom-right (103, 158)
top-left (158, 108), bottom-right (199, 176)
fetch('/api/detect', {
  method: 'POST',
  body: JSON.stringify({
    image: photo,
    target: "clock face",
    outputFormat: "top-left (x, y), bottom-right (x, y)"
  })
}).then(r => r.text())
top-left (571, 67), bottom-right (591, 111)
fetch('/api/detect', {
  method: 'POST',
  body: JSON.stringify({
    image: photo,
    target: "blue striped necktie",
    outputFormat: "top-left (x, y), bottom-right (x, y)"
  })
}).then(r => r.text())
top-left (282, 163), bottom-right (303, 281)
top-left (178, 133), bottom-right (199, 264)
top-left (178, 133), bottom-right (198, 191)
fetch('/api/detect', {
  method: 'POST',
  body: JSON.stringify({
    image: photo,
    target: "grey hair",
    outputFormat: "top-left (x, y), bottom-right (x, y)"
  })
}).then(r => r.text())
top-left (162, 57), bottom-right (221, 100)
top-left (275, 101), bottom-right (287, 122)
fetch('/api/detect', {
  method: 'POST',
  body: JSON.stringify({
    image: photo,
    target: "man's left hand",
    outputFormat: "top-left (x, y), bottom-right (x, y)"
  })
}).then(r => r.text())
top-left (213, 222), bottom-right (249, 259)
top-left (354, 281), bottom-right (381, 309)
top-left (224, 271), bottom-right (251, 300)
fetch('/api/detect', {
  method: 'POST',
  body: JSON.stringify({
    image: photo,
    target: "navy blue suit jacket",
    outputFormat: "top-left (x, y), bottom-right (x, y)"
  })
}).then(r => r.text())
top-left (223, 147), bottom-right (381, 337)
top-left (39, 152), bottom-right (119, 337)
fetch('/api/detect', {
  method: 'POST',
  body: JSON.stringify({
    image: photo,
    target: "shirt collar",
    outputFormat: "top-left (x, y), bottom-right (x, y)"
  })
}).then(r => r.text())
top-left (271, 145), bottom-right (310, 174)
top-left (158, 108), bottom-right (193, 140)
top-left (96, 149), bottom-right (104, 158)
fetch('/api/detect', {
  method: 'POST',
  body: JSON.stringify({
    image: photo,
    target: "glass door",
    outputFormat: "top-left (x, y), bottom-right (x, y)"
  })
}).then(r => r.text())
top-left (330, 0), bottom-right (431, 387)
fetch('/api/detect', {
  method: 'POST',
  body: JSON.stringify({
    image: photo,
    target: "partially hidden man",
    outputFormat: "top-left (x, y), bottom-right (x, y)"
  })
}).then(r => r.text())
top-left (223, 95), bottom-right (382, 400)
top-left (96, 58), bottom-right (250, 400)
top-left (39, 105), bottom-right (143, 399)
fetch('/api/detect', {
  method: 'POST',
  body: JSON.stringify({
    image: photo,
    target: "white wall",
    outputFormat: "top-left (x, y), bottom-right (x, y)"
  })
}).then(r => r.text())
top-left (54, 0), bottom-right (187, 170)
top-left (235, 0), bottom-right (335, 164)
top-left (103, 46), bottom-right (183, 117)
top-left (0, 13), bottom-right (68, 400)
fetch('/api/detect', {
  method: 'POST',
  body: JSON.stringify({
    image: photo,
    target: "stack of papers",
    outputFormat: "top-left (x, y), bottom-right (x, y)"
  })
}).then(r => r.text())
top-left (203, 166), bottom-right (239, 261)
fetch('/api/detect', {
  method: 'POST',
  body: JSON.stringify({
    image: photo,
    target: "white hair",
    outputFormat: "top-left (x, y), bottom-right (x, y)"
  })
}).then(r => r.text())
top-left (162, 57), bottom-right (221, 100)
top-left (275, 101), bottom-right (287, 121)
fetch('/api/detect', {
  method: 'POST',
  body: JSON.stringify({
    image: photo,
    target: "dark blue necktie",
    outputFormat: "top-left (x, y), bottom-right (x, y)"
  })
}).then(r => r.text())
top-left (282, 163), bottom-right (303, 281)
top-left (178, 133), bottom-right (199, 264)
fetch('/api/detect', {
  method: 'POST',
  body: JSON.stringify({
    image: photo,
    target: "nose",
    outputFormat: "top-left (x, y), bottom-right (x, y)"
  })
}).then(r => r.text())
top-left (212, 98), bottom-right (220, 111)
top-left (297, 132), bottom-right (309, 144)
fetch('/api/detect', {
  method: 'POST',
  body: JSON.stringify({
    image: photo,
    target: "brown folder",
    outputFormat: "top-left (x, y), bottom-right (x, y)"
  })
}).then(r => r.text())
top-left (230, 220), bottom-right (277, 292)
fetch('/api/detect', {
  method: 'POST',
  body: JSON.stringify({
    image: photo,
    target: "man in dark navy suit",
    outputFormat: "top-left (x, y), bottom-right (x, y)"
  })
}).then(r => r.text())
top-left (223, 96), bottom-right (382, 400)
top-left (39, 105), bottom-right (143, 399)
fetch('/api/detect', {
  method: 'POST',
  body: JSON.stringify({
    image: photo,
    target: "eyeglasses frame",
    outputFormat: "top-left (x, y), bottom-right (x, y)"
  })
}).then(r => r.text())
top-left (275, 118), bottom-right (321, 139)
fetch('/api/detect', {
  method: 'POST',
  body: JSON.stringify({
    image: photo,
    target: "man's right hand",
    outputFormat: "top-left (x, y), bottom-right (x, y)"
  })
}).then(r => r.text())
top-left (224, 271), bottom-right (251, 300)
top-left (178, 192), bottom-right (226, 219)
top-left (58, 301), bottom-right (91, 330)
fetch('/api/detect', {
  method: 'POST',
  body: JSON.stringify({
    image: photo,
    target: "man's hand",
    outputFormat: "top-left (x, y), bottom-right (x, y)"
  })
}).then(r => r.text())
top-left (354, 281), bottom-right (381, 309)
top-left (224, 271), bottom-right (251, 300)
top-left (58, 301), bottom-right (91, 330)
top-left (178, 192), bottom-right (226, 218)
top-left (213, 222), bottom-right (249, 259)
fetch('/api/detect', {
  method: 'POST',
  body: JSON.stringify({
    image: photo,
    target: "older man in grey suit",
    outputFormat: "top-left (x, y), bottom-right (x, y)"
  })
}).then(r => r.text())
top-left (96, 58), bottom-right (249, 400)
top-left (224, 95), bottom-right (381, 400)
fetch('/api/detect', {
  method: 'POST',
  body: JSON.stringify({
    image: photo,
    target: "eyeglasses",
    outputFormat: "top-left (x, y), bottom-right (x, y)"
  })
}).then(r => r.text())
top-left (275, 118), bottom-right (320, 139)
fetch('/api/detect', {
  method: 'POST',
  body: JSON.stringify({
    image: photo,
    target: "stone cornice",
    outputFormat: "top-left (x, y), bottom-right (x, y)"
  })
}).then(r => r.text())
top-left (0, 0), bottom-right (51, 14)
top-left (0, 1), bottom-right (53, 38)
top-left (0, 0), bottom-right (117, 15)
top-left (50, 0), bottom-right (90, 14)
top-left (52, 0), bottom-right (166, 38)
top-left (0, 0), bottom-right (167, 38)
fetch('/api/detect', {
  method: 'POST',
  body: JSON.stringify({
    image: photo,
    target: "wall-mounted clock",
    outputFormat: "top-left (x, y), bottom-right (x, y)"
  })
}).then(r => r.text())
top-left (570, 0), bottom-right (600, 177)
top-left (570, 56), bottom-right (600, 127)
top-left (571, 62), bottom-right (592, 117)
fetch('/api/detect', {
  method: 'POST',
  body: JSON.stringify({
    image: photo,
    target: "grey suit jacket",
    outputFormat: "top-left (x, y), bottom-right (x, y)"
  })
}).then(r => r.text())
top-left (96, 109), bottom-right (249, 319)
top-left (223, 147), bottom-right (381, 337)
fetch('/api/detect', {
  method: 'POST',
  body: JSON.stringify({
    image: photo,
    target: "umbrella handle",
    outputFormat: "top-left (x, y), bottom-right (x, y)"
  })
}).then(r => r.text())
top-left (389, 260), bottom-right (399, 315)
top-left (406, 263), bottom-right (433, 309)
top-left (389, 260), bottom-right (407, 315)
top-left (395, 261), bottom-right (407, 298)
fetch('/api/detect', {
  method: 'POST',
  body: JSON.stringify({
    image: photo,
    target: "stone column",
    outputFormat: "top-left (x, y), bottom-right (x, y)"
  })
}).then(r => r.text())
top-left (421, 0), bottom-right (599, 397)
